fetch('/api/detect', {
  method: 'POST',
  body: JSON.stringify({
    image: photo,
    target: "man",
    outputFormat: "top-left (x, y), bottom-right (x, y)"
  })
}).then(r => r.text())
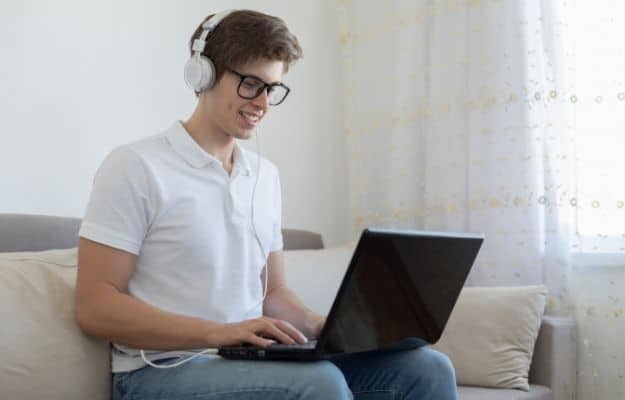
top-left (75, 9), bottom-right (457, 399)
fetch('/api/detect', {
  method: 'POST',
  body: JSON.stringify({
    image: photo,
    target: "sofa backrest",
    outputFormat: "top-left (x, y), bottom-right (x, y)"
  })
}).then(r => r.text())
top-left (0, 213), bottom-right (324, 252)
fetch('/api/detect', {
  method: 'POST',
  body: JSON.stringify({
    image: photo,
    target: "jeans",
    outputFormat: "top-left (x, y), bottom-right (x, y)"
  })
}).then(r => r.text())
top-left (112, 347), bottom-right (457, 400)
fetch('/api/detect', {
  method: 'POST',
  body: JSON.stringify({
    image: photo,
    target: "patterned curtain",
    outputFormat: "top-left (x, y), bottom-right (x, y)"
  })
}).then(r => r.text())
top-left (338, 0), bottom-right (624, 317)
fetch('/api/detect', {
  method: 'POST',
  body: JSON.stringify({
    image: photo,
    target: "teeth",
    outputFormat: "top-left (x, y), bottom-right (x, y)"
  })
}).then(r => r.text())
top-left (241, 111), bottom-right (260, 123)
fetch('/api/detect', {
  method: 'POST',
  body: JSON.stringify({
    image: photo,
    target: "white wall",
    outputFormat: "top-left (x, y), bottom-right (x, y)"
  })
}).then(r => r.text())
top-left (0, 0), bottom-right (351, 245)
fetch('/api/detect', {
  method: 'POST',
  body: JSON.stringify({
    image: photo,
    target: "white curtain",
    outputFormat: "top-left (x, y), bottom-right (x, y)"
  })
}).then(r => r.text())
top-left (338, 0), bottom-right (579, 315)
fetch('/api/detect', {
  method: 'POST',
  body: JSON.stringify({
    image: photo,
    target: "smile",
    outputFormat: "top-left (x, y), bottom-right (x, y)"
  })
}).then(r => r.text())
top-left (239, 111), bottom-right (261, 125)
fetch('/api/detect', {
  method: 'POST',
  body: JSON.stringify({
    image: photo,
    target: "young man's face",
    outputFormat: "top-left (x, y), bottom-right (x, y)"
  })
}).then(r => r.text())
top-left (206, 58), bottom-right (285, 140)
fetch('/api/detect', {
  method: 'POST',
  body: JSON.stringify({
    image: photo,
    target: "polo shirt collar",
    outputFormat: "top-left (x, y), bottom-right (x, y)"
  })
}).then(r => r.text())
top-left (166, 121), bottom-right (252, 176)
top-left (232, 143), bottom-right (253, 177)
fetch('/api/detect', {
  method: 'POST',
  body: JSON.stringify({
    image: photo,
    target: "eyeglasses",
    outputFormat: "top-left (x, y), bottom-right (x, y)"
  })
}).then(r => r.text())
top-left (228, 68), bottom-right (290, 106)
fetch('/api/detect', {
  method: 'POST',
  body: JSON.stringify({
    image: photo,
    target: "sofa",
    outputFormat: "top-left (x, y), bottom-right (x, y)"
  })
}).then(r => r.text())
top-left (0, 213), bottom-right (577, 400)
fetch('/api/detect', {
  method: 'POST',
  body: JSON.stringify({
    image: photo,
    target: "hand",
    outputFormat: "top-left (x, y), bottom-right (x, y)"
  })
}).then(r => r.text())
top-left (210, 317), bottom-right (308, 348)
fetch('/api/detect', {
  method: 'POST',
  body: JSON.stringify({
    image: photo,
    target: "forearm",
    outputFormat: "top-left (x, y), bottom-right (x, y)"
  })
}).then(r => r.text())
top-left (263, 285), bottom-right (324, 339)
top-left (76, 286), bottom-right (219, 350)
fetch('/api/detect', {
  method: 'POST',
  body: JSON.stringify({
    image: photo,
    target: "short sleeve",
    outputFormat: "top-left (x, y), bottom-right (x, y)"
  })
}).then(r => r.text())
top-left (269, 168), bottom-right (284, 252)
top-left (79, 147), bottom-right (153, 255)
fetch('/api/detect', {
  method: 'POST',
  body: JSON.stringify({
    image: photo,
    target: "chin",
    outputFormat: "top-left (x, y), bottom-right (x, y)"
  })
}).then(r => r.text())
top-left (234, 128), bottom-right (255, 140)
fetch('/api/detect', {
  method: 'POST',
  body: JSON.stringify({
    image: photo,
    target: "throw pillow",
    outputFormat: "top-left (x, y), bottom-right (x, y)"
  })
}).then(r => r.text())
top-left (0, 248), bottom-right (110, 400)
top-left (433, 285), bottom-right (548, 391)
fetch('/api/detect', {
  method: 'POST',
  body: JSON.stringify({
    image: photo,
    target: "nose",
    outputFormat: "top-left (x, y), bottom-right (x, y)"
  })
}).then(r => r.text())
top-left (250, 88), bottom-right (270, 110)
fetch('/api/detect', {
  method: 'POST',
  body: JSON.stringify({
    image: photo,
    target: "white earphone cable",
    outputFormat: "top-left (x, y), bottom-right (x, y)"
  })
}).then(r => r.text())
top-left (140, 128), bottom-right (266, 369)
top-left (250, 128), bottom-right (269, 308)
top-left (140, 349), bottom-right (218, 369)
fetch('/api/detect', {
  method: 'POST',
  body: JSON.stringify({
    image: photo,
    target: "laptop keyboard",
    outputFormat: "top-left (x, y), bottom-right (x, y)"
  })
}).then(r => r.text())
top-left (267, 340), bottom-right (317, 350)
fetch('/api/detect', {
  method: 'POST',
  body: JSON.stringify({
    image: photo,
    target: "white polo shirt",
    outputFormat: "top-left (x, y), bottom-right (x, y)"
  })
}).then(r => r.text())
top-left (79, 121), bottom-right (283, 372)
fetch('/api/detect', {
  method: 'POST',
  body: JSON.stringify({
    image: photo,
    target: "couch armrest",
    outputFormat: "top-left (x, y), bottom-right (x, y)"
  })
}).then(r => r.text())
top-left (282, 229), bottom-right (324, 250)
top-left (529, 316), bottom-right (577, 400)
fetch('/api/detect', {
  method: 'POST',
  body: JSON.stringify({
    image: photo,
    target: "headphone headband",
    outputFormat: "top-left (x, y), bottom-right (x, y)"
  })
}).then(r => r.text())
top-left (192, 10), bottom-right (235, 57)
top-left (202, 10), bottom-right (234, 31)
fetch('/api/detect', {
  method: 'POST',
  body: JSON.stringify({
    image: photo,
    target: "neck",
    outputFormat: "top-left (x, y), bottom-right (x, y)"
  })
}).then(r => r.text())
top-left (182, 103), bottom-right (235, 168)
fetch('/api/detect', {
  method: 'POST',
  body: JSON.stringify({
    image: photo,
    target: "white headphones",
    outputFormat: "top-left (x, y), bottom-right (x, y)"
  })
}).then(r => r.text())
top-left (184, 10), bottom-right (235, 93)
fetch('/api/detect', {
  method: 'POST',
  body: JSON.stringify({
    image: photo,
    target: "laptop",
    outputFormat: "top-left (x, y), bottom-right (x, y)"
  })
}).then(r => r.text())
top-left (218, 227), bottom-right (484, 361)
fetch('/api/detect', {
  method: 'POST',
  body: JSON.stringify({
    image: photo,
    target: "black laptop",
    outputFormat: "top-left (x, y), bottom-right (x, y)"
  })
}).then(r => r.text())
top-left (218, 227), bottom-right (484, 361)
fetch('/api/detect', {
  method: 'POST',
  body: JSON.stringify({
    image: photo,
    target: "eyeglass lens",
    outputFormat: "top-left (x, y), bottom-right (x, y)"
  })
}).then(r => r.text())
top-left (238, 76), bottom-right (288, 105)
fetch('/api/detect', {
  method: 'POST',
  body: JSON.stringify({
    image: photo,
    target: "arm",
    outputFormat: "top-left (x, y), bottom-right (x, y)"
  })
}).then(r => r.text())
top-left (262, 250), bottom-right (326, 339)
top-left (75, 238), bottom-right (303, 349)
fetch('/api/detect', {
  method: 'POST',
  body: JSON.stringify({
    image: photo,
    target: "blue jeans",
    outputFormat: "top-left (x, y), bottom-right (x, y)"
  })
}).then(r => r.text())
top-left (112, 347), bottom-right (457, 399)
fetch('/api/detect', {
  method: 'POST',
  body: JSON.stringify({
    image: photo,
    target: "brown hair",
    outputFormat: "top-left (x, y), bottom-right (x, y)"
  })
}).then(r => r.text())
top-left (189, 10), bottom-right (303, 91)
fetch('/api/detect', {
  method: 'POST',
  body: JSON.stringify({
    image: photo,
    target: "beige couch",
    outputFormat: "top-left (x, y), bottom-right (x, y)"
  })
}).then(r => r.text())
top-left (0, 214), bottom-right (577, 400)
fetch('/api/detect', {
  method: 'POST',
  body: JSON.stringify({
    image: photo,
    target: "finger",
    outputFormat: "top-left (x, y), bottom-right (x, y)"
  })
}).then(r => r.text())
top-left (242, 331), bottom-right (274, 348)
top-left (262, 318), bottom-right (307, 343)
top-left (259, 320), bottom-right (297, 345)
top-left (274, 320), bottom-right (308, 344)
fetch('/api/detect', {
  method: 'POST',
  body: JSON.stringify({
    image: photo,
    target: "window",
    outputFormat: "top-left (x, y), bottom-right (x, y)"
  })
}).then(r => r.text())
top-left (571, 0), bottom-right (625, 260)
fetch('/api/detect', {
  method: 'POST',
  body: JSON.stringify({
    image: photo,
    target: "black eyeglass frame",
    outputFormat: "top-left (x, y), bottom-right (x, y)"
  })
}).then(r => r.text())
top-left (227, 68), bottom-right (291, 106)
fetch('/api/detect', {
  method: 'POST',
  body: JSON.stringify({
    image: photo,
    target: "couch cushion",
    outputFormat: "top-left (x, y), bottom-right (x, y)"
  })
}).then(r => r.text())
top-left (458, 384), bottom-right (552, 400)
top-left (433, 285), bottom-right (547, 391)
top-left (0, 248), bottom-right (110, 400)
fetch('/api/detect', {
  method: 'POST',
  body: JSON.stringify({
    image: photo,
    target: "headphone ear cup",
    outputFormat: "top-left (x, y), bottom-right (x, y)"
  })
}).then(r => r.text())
top-left (184, 55), bottom-right (216, 92)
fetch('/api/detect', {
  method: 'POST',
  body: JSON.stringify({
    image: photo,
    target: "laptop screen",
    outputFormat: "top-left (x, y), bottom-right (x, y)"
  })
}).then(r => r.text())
top-left (318, 228), bottom-right (483, 355)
